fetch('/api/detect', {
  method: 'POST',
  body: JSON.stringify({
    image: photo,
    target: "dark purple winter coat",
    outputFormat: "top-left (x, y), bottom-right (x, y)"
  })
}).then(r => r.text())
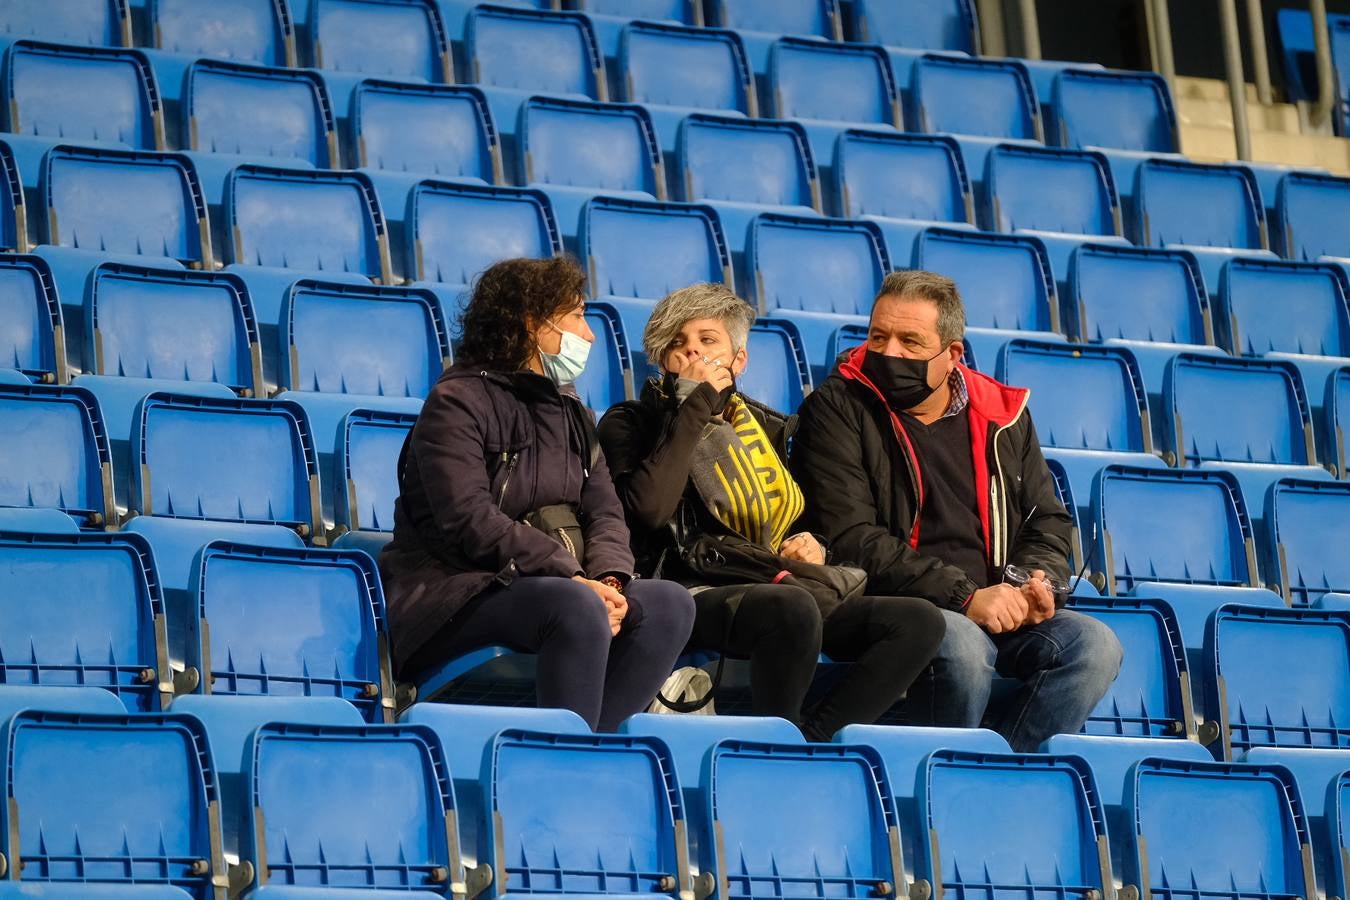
top-left (378, 365), bottom-right (636, 670)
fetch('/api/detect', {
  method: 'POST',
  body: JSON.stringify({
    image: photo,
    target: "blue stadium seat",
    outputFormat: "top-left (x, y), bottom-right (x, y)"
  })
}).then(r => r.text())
top-left (170, 694), bottom-right (362, 862)
top-left (518, 96), bottom-right (664, 239)
top-left (0, 711), bottom-right (225, 898)
top-left (914, 749), bottom-right (1111, 900)
top-left (240, 722), bottom-right (466, 894)
top-left (577, 302), bottom-right (632, 416)
top-left (308, 0), bottom-right (452, 82)
top-left (0, 507), bottom-right (80, 533)
top-left (767, 37), bottom-right (901, 164)
top-left (911, 55), bottom-right (1041, 141)
top-left (1276, 171), bottom-right (1350, 261)
top-left (0, 530), bottom-right (170, 712)
top-left (482, 730), bottom-right (689, 899)
top-left (467, 5), bottom-right (604, 102)
top-left (39, 146), bottom-right (213, 267)
top-left (0, 140), bottom-right (25, 252)
top-left (0, 0), bottom-right (130, 47)
top-left (187, 540), bottom-right (392, 721)
top-left (86, 262), bottom-right (262, 396)
top-left (739, 318), bottom-right (811, 413)
top-left (132, 393), bottom-right (322, 540)
top-left (351, 80), bottom-right (502, 186)
top-left (705, 740), bottom-right (900, 900)
top-left (1, 41), bottom-right (163, 157)
top-left (225, 164), bottom-right (392, 282)
top-left (335, 408), bottom-right (415, 534)
top-left (1204, 604), bottom-right (1350, 756)
top-left (845, 0), bottom-right (977, 53)
top-left (0, 382), bottom-right (112, 528)
top-left (0, 253), bottom-right (64, 384)
top-left (1217, 257), bottom-right (1350, 428)
top-left (1244, 745), bottom-right (1350, 900)
top-left (1066, 595), bottom-right (1195, 738)
top-left (150, 0), bottom-right (295, 67)
top-left (280, 278), bottom-right (448, 397)
top-left (0, 684), bottom-right (124, 719)
top-left (1267, 479), bottom-right (1350, 607)
top-left (913, 227), bottom-right (1063, 369)
top-left (711, 0), bottom-right (840, 39)
top-left (619, 21), bottom-right (754, 155)
top-left (1164, 354), bottom-right (1328, 526)
top-left (677, 113), bottom-right (822, 255)
top-left (748, 212), bottom-right (887, 382)
top-left (1330, 367), bottom-right (1350, 476)
top-left (998, 340), bottom-right (1158, 519)
top-left (832, 131), bottom-right (973, 260)
top-left (1049, 68), bottom-right (1179, 153)
top-left (581, 196), bottom-right (732, 304)
top-left (573, 0), bottom-right (701, 59)
top-left (184, 58), bottom-right (336, 170)
top-left (1043, 454), bottom-right (1087, 571)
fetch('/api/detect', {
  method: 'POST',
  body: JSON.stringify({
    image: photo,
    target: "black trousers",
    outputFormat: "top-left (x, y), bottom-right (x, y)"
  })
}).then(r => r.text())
top-left (689, 584), bottom-right (946, 741)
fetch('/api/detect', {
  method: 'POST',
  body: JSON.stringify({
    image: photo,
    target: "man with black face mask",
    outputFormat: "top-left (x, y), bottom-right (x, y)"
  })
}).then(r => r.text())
top-left (791, 270), bottom-right (1122, 751)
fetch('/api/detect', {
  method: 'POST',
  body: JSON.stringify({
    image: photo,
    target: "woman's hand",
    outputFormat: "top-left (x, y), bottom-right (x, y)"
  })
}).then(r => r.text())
top-left (572, 575), bottom-right (628, 635)
top-left (779, 533), bottom-right (826, 565)
top-left (670, 352), bottom-right (734, 393)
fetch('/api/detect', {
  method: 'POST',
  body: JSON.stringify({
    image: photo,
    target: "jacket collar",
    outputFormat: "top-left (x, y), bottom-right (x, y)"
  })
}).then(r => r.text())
top-left (439, 364), bottom-right (579, 402)
top-left (838, 344), bottom-right (1028, 428)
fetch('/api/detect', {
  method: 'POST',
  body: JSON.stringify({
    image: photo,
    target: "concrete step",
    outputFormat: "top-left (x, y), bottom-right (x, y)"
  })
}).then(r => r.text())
top-left (1180, 123), bottom-right (1350, 174)
top-left (1174, 75), bottom-right (1263, 103)
top-left (1177, 95), bottom-right (1303, 133)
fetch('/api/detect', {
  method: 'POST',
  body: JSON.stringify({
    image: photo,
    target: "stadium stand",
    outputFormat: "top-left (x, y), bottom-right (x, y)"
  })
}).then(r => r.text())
top-left (307, 0), bottom-right (452, 83)
top-left (334, 407), bottom-right (415, 535)
top-left (1244, 745), bottom-right (1350, 900)
top-left (0, 381), bottom-right (113, 528)
top-left (0, 253), bottom-right (65, 385)
top-left (709, 0), bottom-right (841, 73)
top-left (0, 1), bottom-right (130, 48)
top-left (1048, 67), bottom-right (1179, 153)
top-left (845, 0), bottom-right (978, 53)
top-left (1275, 170), bottom-right (1350, 261)
top-left (350, 80), bottom-right (502, 185)
top-left (1267, 478), bottom-right (1350, 607)
top-left (148, 0), bottom-right (295, 67)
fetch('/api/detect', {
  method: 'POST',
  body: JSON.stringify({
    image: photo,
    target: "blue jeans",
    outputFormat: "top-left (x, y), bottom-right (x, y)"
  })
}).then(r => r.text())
top-left (907, 608), bottom-right (1123, 751)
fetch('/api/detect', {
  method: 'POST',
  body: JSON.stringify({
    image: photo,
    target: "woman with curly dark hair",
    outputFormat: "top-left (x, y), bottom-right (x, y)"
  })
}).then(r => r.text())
top-left (379, 256), bottom-right (695, 731)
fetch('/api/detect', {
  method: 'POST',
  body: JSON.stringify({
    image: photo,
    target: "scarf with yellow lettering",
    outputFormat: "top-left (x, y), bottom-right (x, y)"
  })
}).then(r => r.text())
top-left (687, 393), bottom-right (805, 550)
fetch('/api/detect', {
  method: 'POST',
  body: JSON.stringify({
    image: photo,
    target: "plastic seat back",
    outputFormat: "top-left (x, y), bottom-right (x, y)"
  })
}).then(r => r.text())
top-left (986, 144), bottom-right (1119, 236)
top-left (409, 181), bottom-right (561, 284)
top-left (520, 97), bottom-right (662, 197)
top-left (1136, 159), bottom-right (1265, 250)
top-left (621, 22), bottom-right (753, 115)
top-left (467, 5), bottom-right (603, 99)
top-left (1068, 244), bottom-right (1208, 345)
top-left (1219, 258), bottom-right (1350, 357)
top-left (577, 303), bottom-right (631, 417)
top-left (835, 131), bottom-right (971, 223)
top-left (713, 0), bottom-right (839, 38)
top-left (847, 0), bottom-right (975, 52)
top-left (282, 279), bottom-right (448, 397)
top-left (309, 0), bottom-right (452, 82)
top-left (0, 0), bottom-right (129, 47)
top-left (738, 320), bottom-right (810, 413)
top-left (337, 408), bottom-right (415, 532)
top-left (749, 213), bottom-right (887, 316)
top-left (353, 81), bottom-right (499, 182)
top-left (582, 197), bottom-right (731, 300)
top-left (3, 42), bottom-right (161, 150)
top-left (185, 59), bottom-right (336, 166)
top-left (0, 383), bottom-right (112, 528)
top-left (87, 263), bottom-right (261, 395)
top-left (1276, 171), bottom-right (1350, 261)
top-left (1270, 479), bottom-right (1350, 607)
top-left (0, 254), bottom-right (63, 385)
top-left (0, 141), bottom-right (24, 252)
top-left (1166, 355), bottom-right (1313, 466)
top-left (582, 0), bottom-right (697, 19)
top-left (916, 228), bottom-right (1057, 332)
top-left (913, 56), bottom-right (1039, 140)
top-left (151, 0), bottom-right (294, 66)
top-left (679, 114), bottom-right (818, 209)
top-left (770, 37), bottom-right (899, 127)
top-left (1051, 68), bottom-right (1178, 153)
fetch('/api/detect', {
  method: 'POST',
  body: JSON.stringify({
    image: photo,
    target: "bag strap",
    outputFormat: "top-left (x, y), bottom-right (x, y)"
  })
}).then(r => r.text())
top-left (653, 587), bottom-right (743, 713)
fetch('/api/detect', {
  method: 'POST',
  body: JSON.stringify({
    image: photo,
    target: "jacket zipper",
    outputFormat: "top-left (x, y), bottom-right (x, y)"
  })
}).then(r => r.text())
top-left (988, 393), bottom-right (1030, 568)
top-left (497, 452), bottom-right (519, 508)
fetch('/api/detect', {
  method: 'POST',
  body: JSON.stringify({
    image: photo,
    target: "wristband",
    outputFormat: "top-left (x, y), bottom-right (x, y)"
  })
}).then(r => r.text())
top-left (600, 575), bottom-right (624, 592)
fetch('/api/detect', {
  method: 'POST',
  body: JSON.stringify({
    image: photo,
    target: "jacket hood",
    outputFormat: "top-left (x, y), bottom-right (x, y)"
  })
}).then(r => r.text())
top-left (838, 344), bottom-right (1028, 428)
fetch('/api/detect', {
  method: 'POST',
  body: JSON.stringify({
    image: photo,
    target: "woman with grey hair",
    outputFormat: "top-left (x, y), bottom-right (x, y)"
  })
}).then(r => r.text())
top-left (597, 282), bottom-right (944, 740)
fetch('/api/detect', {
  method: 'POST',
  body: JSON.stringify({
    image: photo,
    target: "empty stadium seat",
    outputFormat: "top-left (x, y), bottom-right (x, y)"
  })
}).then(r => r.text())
top-left (335, 408), bottom-right (415, 533)
top-left (1, 41), bottom-right (163, 156)
top-left (0, 530), bottom-right (170, 712)
top-left (748, 213), bottom-right (887, 382)
top-left (39, 146), bottom-right (213, 267)
top-left (1275, 170), bottom-right (1350, 261)
top-left (132, 393), bottom-right (322, 540)
top-left (467, 5), bottom-right (604, 102)
top-left (150, 0), bottom-right (295, 67)
top-left (0, 253), bottom-right (64, 384)
top-left (0, 0), bottom-right (130, 47)
top-left (577, 302), bottom-right (632, 416)
top-left (281, 278), bottom-right (448, 397)
top-left (911, 55), bottom-right (1041, 142)
top-left (351, 81), bottom-right (502, 185)
top-left (913, 749), bottom-right (1111, 900)
top-left (1267, 479), bottom-right (1350, 607)
top-left (677, 113), bottom-right (821, 253)
top-left (575, 0), bottom-right (701, 58)
top-left (188, 541), bottom-right (392, 721)
top-left (767, 37), bottom-right (901, 163)
top-left (706, 740), bottom-right (900, 900)
top-left (307, 0), bottom-right (452, 82)
top-left (0, 382), bottom-right (112, 528)
top-left (1049, 68), bottom-right (1179, 153)
top-left (846, 0), bottom-right (977, 53)
top-left (0, 140), bottom-right (25, 251)
top-left (518, 96), bottom-right (664, 238)
top-left (711, 0), bottom-right (839, 38)
top-left (1329, 367), bottom-right (1350, 476)
top-left (1123, 758), bottom-right (1316, 898)
top-left (739, 319), bottom-right (811, 413)
top-left (86, 262), bottom-right (263, 396)
top-left (1244, 745), bottom-right (1350, 900)
top-left (225, 164), bottom-right (392, 282)
top-left (0, 711), bottom-right (225, 898)
top-left (913, 227), bottom-right (1063, 369)
top-left (1205, 603), bottom-right (1350, 755)
top-left (240, 722), bottom-right (466, 893)
top-left (619, 21), bottom-right (754, 154)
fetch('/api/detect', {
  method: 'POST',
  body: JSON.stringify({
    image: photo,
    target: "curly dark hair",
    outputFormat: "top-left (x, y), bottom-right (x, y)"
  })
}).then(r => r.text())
top-left (457, 255), bottom-right (588, 371)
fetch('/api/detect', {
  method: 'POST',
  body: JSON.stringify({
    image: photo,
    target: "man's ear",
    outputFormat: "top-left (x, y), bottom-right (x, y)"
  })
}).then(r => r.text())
top-left (731, 345), bottom-right (749, 376)
top-left (948, 341), bottom-right (965, 366)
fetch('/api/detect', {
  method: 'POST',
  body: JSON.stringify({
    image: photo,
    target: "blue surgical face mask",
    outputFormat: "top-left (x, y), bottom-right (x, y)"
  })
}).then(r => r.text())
top-left (539, 319), bottom-right (591, 386)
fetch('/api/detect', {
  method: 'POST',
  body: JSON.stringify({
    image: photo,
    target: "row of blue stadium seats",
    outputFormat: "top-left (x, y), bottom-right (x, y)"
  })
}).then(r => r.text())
top-left (0, 692), bottom-right (1344, 900)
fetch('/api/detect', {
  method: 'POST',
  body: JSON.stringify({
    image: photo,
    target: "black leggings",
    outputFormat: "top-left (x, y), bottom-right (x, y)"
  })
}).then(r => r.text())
top-left (689, 584), bottom-right (947, 741)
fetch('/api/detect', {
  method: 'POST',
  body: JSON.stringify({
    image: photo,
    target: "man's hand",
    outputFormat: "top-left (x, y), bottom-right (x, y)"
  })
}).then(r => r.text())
top-left (966, 584), bottom-right (1029, 634)
top-left (1021, 569), bottom-right (1056, 625)
top-left (779, 532), bottom-right (826, 565)
top-left (671, 353), bottom-right (734, 393)
top-left (573, 575), bottom-right (629, 636)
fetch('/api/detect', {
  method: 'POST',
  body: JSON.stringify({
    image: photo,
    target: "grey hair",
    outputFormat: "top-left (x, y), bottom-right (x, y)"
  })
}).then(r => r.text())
top-left (642, 282), bottom-right (756, 364)
top-left (873, 269), bottom-right (967, 345)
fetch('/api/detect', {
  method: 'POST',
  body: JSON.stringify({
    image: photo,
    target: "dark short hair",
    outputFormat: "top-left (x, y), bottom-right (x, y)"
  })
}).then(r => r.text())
top-left (872, 269), bottom-right (966, 345)
top-left (457, 256), bottom-right (587, 371)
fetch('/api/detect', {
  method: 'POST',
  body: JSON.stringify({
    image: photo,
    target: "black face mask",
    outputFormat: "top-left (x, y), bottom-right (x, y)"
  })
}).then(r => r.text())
top-left (860, 348), bottom-right (947, 412)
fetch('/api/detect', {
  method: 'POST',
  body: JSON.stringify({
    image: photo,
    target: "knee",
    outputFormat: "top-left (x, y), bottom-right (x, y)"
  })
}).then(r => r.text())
top-left (539, 579), bottom-right (613, 645)
top-left (760, 584), bottom-right (824, 646)
top-left (628, 579), bottom-right (696, 637)
top-left (938, 610), bottom-right (997, 675)
top-left (1061, 613), bottom-right (1124, 684)
top-left (889, 597), bottom-right (947, 652)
